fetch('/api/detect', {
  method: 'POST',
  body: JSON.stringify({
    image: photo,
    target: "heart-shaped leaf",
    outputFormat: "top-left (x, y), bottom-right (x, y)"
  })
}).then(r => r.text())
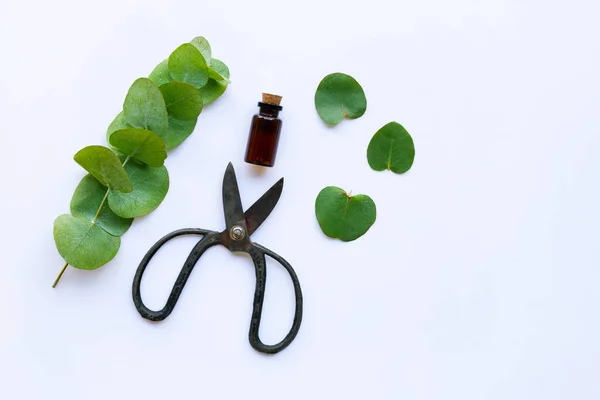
top-left (109, 128), bottom-right (167, 167)
top-left (161, 116), bottom-right (197, 150)
top-left (168, 43), bottom-right (209, 88)
top-left (159, 82), bottom-right (203, 120)
top-left (190, 36), bottom-right (211, 64)
top-left (315, 186), bottom-right (376, 242)
top-left (70, 175), bottom-right (133, 236)
top-left (53, 214), bottom-right (120, 270)
top-left (74, 146), bottom-right (132, 193)
top-left (315, 73), bottom-right (367, 125)
top-left (367, 122), bottom-right (415, 174)
top-left (123, 78), bottom-right (169, 135)
top-left (108, 161), bottom-right (169, 218)
top-left (148, 59), bottom-right (172, 86)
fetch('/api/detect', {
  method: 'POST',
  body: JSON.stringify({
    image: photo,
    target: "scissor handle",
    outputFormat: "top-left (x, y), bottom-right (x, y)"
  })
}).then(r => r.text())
top-left (246, 243), bottom-right (303, 354)
top-left (132, 228), bottom-right (221, 321)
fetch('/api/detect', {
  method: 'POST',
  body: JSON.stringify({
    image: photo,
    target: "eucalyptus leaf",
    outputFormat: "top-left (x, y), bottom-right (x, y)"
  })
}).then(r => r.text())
top-left (208, 68), bottom-right (225, 81)
top-left (108, 161), bottom-right (169, 218)
top-left (190, 36), bottom-right (211, 64)
top-left (159, 82), bottom-right (203, 120)
top-left (74, 146), bottom-right (132, 193)
top-left (109, 128), bottom-right (167, 167)
top-left (208, 61), bottom-right (231, 82)
top-left (70, 175), bottom-right (133, 236)
top-left (315, 186), bottom-right (376, 242)
top-left (53, 214), bottom-right (120, 270)
top-left (168, 44), bottom-right (209, 88)
top-left (199, 79), bottom-right (228, 105)
top-left (315, 73), bottom-right (367, 125)
top-left (106, 111), bottom-right (132, 144)
top-left (367, 122), bottom-right (415, 174)
top-left (123, 78), bottom-right (169, 134)
top-left (211, 59), bottom-right (230, 79)
top-left (161, 116), bottom-right (197, 150)
top-left (148, 59), bottom-right (172, 86)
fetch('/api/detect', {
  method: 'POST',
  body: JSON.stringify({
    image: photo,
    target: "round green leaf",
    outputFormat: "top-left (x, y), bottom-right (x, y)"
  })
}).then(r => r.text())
top-left (161, 116), bottom-right (197, 150)
top-left (211, 59), bottom-right (230, 79)
top-left (109, 128), bottom-right (167, 167)
top-left (208, 68), bottom-right (224, 81)
top-left (367, 122), bottom-right (415, 174)
top-left (123, 78), bottom-right (169, 134)
top-left (159, 82), bottom-right (203, 120)
top-left (106, 111), bottom-right (132, 144)
top-left (148, 59), bottom-right (172, 86)
top-left (108, 161), bottom-right (169, 218)
top-left (70, 175), bottom-right (133, 236)
top-left (73, 146), bottom-right (132, 193)
top-left (315, 186), bottom-right (376, 242)
top-left (53, 214), bottom-right (120, 270)
top-left (190, 36), bottom-right (211, 64)
top-left (208, 58), bottom-right (230, 82)
top-left (199, 79), bottom-right (228, 105)
top-left (315, 73), bottom-right (367, 125)
top-left (168, 44), bottom-right (209, 89)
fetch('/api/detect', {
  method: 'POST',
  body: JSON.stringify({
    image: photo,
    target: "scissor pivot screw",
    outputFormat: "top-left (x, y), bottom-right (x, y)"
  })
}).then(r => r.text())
top-left (230, 226), bottom-right (245, 241)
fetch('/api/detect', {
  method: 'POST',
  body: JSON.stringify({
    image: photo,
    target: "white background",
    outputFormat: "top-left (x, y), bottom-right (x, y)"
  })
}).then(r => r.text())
top-left (1, 0), bottom-right (599, 398)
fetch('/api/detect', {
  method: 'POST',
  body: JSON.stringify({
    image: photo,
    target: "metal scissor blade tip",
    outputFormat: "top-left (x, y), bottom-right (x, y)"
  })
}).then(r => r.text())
top-left (222, 162), bottom-right (245, 230)
top-left (245, 177), bottom-right (285, 236)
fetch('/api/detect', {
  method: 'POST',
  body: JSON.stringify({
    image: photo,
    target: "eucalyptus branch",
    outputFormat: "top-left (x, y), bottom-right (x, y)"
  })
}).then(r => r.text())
top-left (52, 37), bottom-right (230, 288)
top-left (53, 157), bottom-right (131, 287)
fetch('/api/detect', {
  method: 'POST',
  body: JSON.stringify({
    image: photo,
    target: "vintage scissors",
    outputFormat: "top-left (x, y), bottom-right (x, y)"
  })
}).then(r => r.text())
top-left (132, 163), bottom-right (303, 354)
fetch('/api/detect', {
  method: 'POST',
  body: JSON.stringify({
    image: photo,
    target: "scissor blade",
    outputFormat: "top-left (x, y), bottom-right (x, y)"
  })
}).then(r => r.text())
top-left (222, 162), bottom-right (246, 230)
top-left (245, 177), bottom-right (284, 236)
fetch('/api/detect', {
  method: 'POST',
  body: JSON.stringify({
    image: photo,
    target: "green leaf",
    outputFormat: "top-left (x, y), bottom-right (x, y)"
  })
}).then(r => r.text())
top-left (315, 186), bottom-right (376, 242)
top-left (168, 44), bottom-right (209, 88)
top-left (208, 58), bottom-right (231, 82)
top-left (70, 175), bottom-right (133, 236)
top-left (73, 146), bottom-right (132, 193)
top-left (159, 82), bottom-right (203, 120)
top-left (190, 36), bottom-right (211, 64)
top-left (109, 128), bottom-right (167, 167)
top-left (161, 116), bottom-right (197, 150)
top-left (54, 214), bottom-right (120, 270)
top-left (199, 79), bottom-right (228, 105)
top-left (367, 122), bottom-right (415, 174)
top-left (123, 78), bottom-right (169, 134)
top-left (211, 59), bottom-right (230, 79)
top-left (106, 111), bottom-right (132, 144)
top-left (108, 161), bottom-right (169, 218)
top-left (208, 68), bottom-right (225, 81)
top-left (314, 73), bottom-right (367, 125)
top-left (148, 59), bottom-right (172, 86)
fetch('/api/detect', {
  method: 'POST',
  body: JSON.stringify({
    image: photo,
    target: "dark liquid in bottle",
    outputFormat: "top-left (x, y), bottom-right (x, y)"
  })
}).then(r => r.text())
top-left (244, 101), bottom-right (283, 167)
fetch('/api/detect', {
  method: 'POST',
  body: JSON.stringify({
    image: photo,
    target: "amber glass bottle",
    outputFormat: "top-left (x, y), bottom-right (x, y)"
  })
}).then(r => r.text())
top-left (244, 93), bottom-right (283, 167)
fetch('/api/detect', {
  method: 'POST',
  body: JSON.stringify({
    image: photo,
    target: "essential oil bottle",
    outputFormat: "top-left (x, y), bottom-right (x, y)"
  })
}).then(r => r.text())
top-left (244, 93), bottom-right (283, 167)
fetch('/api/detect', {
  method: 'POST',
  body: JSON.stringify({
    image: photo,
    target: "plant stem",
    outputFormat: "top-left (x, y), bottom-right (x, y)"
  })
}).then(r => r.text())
top-left (53, 156), bottom-right (132, 287)
top-left (52, 262), bottom-right (69, 288)
top-left (93, 190), bottom-right (110, 222)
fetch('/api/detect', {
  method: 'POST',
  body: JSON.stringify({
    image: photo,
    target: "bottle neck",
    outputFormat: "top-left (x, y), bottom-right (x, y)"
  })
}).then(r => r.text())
top-left (258, 102), bottom-right (282, 118)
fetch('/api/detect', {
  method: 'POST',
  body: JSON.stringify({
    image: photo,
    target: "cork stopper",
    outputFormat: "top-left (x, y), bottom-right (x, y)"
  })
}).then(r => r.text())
top-left (262, 93), bottom-right (282, 106)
